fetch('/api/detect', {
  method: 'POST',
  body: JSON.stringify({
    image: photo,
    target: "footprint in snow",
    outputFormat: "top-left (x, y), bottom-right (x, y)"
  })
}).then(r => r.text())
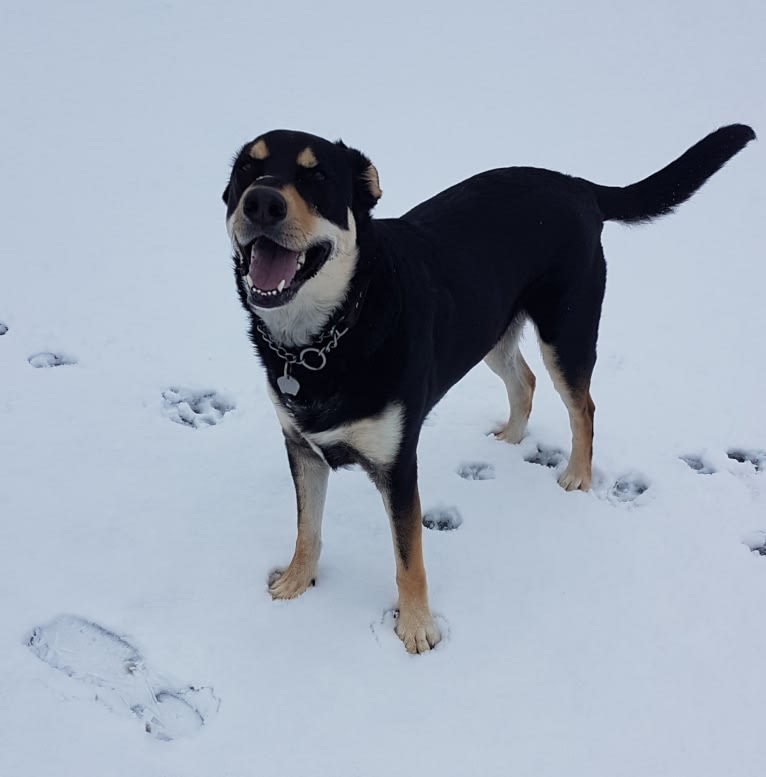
top-left (28, 351), bottom-right (78, 368)
top-left (456, 461), bottom-right (496, 480)
top-left (607, 474), bottom-right (650, 504)
top-left (727, 448), bottom-right (766, 473)
top-left (743, 531), bottom-right (766, 556)
top-left (524, 444), bottom-right (566, 469)
top-left (422, 505), bottom-right (463, 531)
top-left (681, 449), bottom-right (766, 475)
top-left (161, 387), bottom-right (235, 428)
top-left (680, 454), bottom-right (716, 475)
top-left (28, 614), bottom-right (219, 741)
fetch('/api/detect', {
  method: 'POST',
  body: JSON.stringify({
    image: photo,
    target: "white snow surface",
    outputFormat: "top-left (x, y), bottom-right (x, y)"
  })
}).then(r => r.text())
top-left (1, 1), bottom-right (765, 775)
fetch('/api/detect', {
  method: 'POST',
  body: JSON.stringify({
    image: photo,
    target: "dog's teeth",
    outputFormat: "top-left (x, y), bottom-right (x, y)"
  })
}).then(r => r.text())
top-left (297, 255), bottom-right (305, 267)
top-left (245, 275), bottom-right (253, 288)
top-left (277, 279), bottom-right (286, 292)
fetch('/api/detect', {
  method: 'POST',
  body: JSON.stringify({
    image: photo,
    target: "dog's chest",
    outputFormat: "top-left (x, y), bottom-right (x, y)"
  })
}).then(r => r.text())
top-left (271, 392), bottom-right (404, 470)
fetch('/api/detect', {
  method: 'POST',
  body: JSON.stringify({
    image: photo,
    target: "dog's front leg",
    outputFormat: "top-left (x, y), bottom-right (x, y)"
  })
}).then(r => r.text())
top-left (381, 459), bottom-right (441, 654)
top-left (269, 435), bottom-right (329, 599)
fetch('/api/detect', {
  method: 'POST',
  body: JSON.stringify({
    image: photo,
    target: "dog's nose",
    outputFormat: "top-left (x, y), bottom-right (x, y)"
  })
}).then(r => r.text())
top-left (243, 187), bottom-right (288, 227)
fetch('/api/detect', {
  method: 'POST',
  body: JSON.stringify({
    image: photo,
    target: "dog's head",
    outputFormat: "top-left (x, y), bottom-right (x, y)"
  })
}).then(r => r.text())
top-left (223, 130), bottom-right (381, 313)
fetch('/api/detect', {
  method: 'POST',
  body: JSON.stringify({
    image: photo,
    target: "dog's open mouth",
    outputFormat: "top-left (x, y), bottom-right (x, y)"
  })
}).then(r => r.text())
top-left (242, 237), bottom-right (332, 308)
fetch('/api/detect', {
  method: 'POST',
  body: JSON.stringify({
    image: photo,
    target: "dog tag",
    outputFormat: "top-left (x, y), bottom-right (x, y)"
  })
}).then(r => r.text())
top-left (277, 365), bottom-right (300, 396)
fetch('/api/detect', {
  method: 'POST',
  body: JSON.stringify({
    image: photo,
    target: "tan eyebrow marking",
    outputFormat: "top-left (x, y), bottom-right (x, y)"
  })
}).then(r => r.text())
top-left (296, 147), bottom-right (318, 168)
top-left (250, 139), bottom-right (269, 160)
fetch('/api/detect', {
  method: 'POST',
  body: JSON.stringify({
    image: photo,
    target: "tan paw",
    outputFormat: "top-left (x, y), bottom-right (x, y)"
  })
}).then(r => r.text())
top-left (395, 607), bottom-right (441, 654)
top-left (492, 422), bottom-right (526, 445)
top-left (268, 564), bottom-right (316, 600)
top-left (558, 465), bottom-right (591, 492)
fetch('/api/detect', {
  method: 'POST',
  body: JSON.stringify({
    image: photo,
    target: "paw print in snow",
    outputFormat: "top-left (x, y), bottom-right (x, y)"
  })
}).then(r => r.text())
top-left (608, 474), bottom-right (650, 504)
top-left (456, 461), bottom-right (496, 481)
top-left (161, 387), bottom-right (235, 428)
top-left (422, 505), bottom-right (463, 531)
top-left (524, 445), bottom-right (566, 469)
top-left (727, 448), bottom-right (766, 473)
top-left (28, 352), bottom-right (78, 368)
top-left (680, 454), bottom-right (716, 475)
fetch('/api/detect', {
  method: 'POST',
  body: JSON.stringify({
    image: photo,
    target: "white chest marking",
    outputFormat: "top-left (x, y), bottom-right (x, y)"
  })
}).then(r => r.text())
top-left (304, 402), bottom-right (404, 467)
top-left (268, 383), bottom-right (405, 467)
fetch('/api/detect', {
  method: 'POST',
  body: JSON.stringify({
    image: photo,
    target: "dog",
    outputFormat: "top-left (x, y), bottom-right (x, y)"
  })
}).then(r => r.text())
top-left (223, 124), bottom-right (754, 653)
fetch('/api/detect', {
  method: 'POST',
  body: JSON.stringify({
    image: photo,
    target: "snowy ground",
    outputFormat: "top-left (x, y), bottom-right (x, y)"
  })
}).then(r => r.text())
top-left (1, 1), bottom-right (765, 775)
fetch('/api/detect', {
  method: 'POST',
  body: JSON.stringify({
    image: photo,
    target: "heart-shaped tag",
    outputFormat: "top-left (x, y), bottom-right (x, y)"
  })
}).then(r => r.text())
top-left (277, 374), bottom-right (300, 396)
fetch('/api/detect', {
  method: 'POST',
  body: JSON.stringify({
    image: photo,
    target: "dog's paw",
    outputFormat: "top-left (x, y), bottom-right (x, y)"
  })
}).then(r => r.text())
top-left (372, 610), bottom-right (450, 653)
top-left (558, 465), bottom-right (591, 492)
top-left (394, 607), bottom-right (441, 654)
top-left (492, 421), bottom-right (526, 444)
top-left (268, 565), bottom-right (316, 600)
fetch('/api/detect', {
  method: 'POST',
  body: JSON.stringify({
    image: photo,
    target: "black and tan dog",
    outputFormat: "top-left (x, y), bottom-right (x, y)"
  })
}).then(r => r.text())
top-left (223, 124), bottom-right (754, 653)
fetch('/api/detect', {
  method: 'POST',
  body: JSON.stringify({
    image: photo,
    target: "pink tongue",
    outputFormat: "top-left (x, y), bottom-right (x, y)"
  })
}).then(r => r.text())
top-left (248, 240), bottom-right (300, 291)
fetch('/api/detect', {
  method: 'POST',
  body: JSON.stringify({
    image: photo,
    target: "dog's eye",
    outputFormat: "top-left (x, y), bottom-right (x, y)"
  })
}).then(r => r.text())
top-left (301, 166), bottom-right (327, 183)
top-left (239, 162), bottom-right (255, 175)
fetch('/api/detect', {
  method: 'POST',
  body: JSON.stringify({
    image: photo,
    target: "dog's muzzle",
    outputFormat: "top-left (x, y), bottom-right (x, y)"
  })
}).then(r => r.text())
top-left (232, 184), bottom-right (334, 309)
top-left (243, 186), bottom-right (287, 229)
top-left (238, 236), bottom-right (332, 308)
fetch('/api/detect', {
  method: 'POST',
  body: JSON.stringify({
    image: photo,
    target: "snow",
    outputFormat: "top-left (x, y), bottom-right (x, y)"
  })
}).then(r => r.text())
top-left (1, 1), bottom-right (764, 774)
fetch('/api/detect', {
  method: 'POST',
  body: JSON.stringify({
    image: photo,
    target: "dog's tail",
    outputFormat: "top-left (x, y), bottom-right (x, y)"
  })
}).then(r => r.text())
top-left (591, 124), bottom-right (755, 224)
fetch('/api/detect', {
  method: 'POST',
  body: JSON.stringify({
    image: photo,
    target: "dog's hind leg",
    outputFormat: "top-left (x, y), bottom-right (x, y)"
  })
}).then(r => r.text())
top-left (377, 455), bottom-right (441, 654)
top-left (269, 435), bottom-right (330, 599)
top-left (538, 341), bottom-right (596, 491)
top-left (484, 318), bottom-right (536, 444)
top-left (531, 252), bottom-right (605, 492)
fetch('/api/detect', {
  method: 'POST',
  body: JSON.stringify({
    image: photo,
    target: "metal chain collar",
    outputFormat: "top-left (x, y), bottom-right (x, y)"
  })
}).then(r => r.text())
top-left (253, 274), bottom-right (370, 396)
top-left (255, 321), bottom-right (349, 373)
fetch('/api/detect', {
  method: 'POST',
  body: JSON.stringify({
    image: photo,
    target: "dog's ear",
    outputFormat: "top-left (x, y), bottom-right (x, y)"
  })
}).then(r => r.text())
top-left (222, 183), bottom-right (231, 205)
top-left (340, 142), bottom-right (382, 217)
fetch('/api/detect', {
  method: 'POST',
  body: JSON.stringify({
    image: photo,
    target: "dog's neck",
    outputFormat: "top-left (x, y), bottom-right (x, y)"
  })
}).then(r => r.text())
top-left (252, 235), bottom-right (356, 346)
top-left (255, 294), bottom-right (339, 347)
top-left (254, 264), bottom-right (371, 349)
top-left (252, 214), bottom-right (368, 348)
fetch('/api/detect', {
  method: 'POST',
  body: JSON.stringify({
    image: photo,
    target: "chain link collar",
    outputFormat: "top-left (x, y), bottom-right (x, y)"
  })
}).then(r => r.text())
top-left (254, 273), bottom-right (371, 396)
top-left (256, 319), bottom-right (349, 373)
